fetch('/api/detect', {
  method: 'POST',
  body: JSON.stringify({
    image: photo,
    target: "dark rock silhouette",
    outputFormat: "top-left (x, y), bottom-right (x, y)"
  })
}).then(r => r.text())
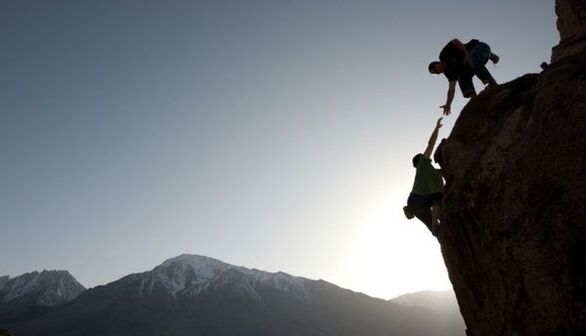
top-left (552, 0), bottom-right (586, 63)
top-left (435, 0), bottom-right (586, 334)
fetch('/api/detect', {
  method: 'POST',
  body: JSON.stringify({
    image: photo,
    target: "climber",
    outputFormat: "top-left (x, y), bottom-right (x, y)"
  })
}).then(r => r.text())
top-left (428, 39), bottom-right (499, 115)
top-left (403, 117), bottom-right (445, 236)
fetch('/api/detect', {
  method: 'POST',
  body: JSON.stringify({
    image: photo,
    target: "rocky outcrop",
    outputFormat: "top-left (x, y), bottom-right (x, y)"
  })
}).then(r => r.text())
top-left (435, 1), bottom-right (586, 335)
top-left (552, 0), bottom-right (586, 63)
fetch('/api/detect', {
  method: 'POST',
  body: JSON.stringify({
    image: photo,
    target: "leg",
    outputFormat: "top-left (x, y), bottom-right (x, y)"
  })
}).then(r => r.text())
top-left (468, 43), bottom-right (497, 86)
top-left (431, 200), bottom-right (441, 234)
top-left (413, 208), bottom-right (434, 234)
top-left (458, 73), bottom-right (476, 98)
top-left (431, 201), bottom-right (439, 225)
top-left (408, 193), bottom-right (442, 236)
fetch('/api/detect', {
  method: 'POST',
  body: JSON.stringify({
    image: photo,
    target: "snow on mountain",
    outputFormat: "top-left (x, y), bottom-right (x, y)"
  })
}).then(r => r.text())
top-left (0, 270), bottom-right (85, 307)
top-left (129, 254), bottom-right (310, 301)
top-left (153, 254), bottom-right (238, 293)
top-left (2, 258), bottom-right (468, 336)
top-left (208, 268), bottom-right (263, 301)
top-left (127, 254), bottom-right (233, 296)
top-left (249, 269), bottom-right (310, 299)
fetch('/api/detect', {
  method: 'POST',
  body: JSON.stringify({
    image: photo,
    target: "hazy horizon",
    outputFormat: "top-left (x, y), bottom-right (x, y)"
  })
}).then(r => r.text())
top-left (1, 0), bottom-right (557, 300)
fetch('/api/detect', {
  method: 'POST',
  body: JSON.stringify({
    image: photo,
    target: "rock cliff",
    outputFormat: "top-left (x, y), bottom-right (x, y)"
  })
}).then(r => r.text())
top-left (435, 1), bottom-right (586, 335)
top-left (552, 0), bottom-right (586, 63)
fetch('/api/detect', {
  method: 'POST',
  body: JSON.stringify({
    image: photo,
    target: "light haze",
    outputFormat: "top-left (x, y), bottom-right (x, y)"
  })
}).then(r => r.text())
top-left (0, 0), bottom-right (557, 299)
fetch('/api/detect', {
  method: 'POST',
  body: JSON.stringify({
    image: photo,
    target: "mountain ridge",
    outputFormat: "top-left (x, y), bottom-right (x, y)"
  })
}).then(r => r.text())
top-left (0, 270), bottom-right (85, 307)
top-left (1, 254), bottom-right (465, 336)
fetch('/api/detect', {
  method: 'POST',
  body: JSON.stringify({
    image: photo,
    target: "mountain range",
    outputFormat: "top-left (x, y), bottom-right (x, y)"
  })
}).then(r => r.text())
top-left (0, 254), bottom-right (465, 335)
top-left (0, 270), bottom-right (85, 324)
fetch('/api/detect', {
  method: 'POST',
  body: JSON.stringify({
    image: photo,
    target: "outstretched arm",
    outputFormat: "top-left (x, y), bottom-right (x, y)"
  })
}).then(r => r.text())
top-left (440, 81), bottom-right (457, 115)
top-left (423, 118), bottom-right (443, 159)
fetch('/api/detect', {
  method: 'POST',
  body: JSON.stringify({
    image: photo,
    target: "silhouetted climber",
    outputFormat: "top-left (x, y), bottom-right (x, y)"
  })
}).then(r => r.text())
top-left (428, 39), bottom-right (499, 115)
top-left (403, 118), bottom-right (445, 236)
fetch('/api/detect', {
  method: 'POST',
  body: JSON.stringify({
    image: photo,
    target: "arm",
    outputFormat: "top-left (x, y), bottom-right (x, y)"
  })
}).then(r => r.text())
top-left (423, 118), bottom-right (443, 159)
top-left (440, 80), bottom-right (457, 115)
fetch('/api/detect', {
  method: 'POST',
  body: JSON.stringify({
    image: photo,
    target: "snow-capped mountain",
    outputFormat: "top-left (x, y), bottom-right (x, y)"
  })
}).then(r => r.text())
top-left (0, 270), bottom-right (85, 307)
top-left (126, 254), bottom-right (310, 301)
top-left (1, 255), bottom-right (466, 336)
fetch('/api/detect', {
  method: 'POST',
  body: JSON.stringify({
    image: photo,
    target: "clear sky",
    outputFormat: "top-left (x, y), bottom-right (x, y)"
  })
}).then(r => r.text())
top-left (0, 0), bottom-right (557, 299)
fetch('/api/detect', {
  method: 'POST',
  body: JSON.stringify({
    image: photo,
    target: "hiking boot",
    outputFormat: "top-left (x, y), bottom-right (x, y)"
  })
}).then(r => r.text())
top-left (489, 53), bottom-right (499, 64)
top-left (483, 78), bottom-right (498, 88)
top-left (403, 206), bottom-right (414, 220)
top-left (463, 89), bottom-right (476, 98)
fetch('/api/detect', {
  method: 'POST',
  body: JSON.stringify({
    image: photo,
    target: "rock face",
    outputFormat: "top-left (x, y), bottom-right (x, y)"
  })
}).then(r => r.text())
top-left (435, 1), bottom-right (586, 335)
top-left (552, 0), bottom-right (586, 63)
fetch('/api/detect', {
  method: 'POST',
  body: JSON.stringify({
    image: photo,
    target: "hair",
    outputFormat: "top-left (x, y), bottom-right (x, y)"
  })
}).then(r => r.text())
top-left (428, 61), bottom-right (441, 73)
top-left (412, 153), bottom-right (423, 168)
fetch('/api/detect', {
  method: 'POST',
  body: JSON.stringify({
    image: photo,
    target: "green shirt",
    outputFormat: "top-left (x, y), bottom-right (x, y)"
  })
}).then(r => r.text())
top-left (411, 157), bottom-right (444, 195)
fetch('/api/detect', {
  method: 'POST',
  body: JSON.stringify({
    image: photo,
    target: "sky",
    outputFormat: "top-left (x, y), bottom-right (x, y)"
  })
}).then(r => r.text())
top-left (0, 0), bottom-right (557, 300)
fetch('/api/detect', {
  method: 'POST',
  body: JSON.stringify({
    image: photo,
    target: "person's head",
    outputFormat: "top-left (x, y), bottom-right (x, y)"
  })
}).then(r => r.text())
top-left (412, 153), bottom-right (423, 168)
top-left (428, 61), bottom-right (446, 74)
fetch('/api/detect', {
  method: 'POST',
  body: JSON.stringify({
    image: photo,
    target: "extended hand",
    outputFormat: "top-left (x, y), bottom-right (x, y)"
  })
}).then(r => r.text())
top-left (440, 104), bottom-right (451, 115)
top-left (436, 117), bottom-right (443, 129)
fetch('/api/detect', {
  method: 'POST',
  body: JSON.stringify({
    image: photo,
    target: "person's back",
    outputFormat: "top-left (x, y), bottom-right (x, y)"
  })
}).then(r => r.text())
top-left (411, 157), bottom-right (444, 196)
top-left (438, 39), bottom-right (479, 83)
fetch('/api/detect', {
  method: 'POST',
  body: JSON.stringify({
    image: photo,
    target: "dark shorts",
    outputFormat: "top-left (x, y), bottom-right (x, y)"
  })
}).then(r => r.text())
top-left (407, 192), bottom-right (443, 211)
top-left (407, 193), bottom-right (443, 234)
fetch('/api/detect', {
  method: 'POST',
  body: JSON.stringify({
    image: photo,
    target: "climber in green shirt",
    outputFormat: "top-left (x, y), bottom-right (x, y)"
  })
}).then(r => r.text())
top-left (404, 118), bottom-right (445, 235)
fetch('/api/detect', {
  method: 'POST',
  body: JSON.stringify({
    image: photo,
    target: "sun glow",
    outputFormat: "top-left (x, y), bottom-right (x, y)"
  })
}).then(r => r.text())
top-left (333, 182), bottom-right (452, 300)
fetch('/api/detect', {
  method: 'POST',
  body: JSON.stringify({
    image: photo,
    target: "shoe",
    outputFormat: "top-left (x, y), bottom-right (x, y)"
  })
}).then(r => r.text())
top-left (483, 79), bottom-right (498, 88)
top-left (463, 89), bottom-right (476, 98)
top-left (403, 206), bottom-right (414, 220)
top-left (489, 53), bottom-right (499, 64)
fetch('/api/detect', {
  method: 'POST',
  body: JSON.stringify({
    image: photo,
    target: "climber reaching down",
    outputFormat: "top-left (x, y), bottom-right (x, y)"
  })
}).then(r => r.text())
top-left (428, 39), bottom-right (499, 115)
top-left (404, 118), bottom-right (445, 236)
